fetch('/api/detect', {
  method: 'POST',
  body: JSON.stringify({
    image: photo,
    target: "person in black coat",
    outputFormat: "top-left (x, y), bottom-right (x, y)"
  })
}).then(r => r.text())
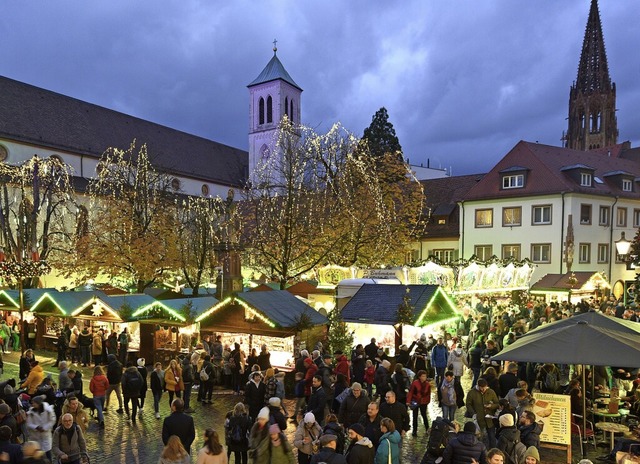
top-left (19, 350), bottom-right (35, 380)
top-left (162, 398), bottom-right (195, 455)
top-left (268, 397), bottom-right (288, 432)
top-left (338, 384), bottom-right (369, 427)
top-left (358, 402), bottom-right (382, 449)
top-left (364, 339), bottom-right (378, 363)
top-left (378, 391), bottom-right (410, 435)
top-left (345, 423), bottom-right (375, 464)
top-left (136, 358), bottom-right (148, 414)
top-left (225, 403), bottom-right (252, 464)
top-left (306, 376), bottom-right (327, 426)
top-left (442, 422), bottom-right (487, 464)
top-left (351, 345), bottom-right (366, 384)
top-left (0, 425), bottom-right (22, 463)
top-left (518, 411), bottom-right (542, 449)
top-left (245, 371), bottom-right (266, 421)
top-left (498, 364), bottom-right (519, 397)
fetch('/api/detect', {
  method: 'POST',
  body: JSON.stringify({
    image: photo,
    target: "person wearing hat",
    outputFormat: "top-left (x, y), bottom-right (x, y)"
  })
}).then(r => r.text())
top-left (310, 434), bottom-right (347, 464)
top-left (523, 446), bottom-right (540, 464)
top-left (25, 395), bottom-right (56, 461)
top-left (442, 421), bottom-right (487, 464)
top-left (136, 358), bottom-right (149, 416)
top-left (245, 370), bottom-right (266, 422)
top-left (338, 382), bottom-right (369, 428)
top-left (496, 413), bottom-right (525, 464)
top-left (345, 423), bottom-right (374, 464)
top-left (248, 406), bottom-right (271, 464)
top-left (0, 424), bottom-right (22, 463)
top-left (293, 412), bottom-right (322, 464)
top-left (269, 423), bottom-right (295, 464)
top-left (268, 397), bottom-right (287, 432)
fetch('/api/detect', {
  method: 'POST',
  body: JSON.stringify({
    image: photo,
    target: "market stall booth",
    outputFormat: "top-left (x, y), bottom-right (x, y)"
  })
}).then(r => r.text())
top-left (196, 290), bottom-right (327, 369)
top-left (340, 284), bottom-right (460, 355)
top-left (0, 288), bottom-right (58, 350)
top-left (28, 290), bottom-right (107, 350)
top-left (529, 271), bottom-right (610, 304)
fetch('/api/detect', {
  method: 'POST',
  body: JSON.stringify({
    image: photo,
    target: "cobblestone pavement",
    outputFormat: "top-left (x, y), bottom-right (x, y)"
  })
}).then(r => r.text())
top-left (2, 350), bottom-right (600, 463)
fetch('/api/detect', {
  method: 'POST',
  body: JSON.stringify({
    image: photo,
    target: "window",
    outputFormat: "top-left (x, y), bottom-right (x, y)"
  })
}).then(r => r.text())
top-left (405, 250), bottom-right (419, 263)
top-left (258, 97), bottom-right (265, 125)
top-left (580, 204), bottom-right (592, 225)
top-left (171, 178), bottom-right (181, 191)
top-left (502, 244), bottom-right (521, 260)
top-left (267, 96), bottom-right (273, 123)
top-left (0, 144), bottom-right (7, 162)
top-left (502, 207), bottom-right (522, 227)
top-left (616, 207), bottom-right (627, 227)
top-left (531, 244), bottom-right (551, 263)
top-left (532, 205), bottom-right (552, 225)
top-left (201, 184), bottom-right (210, 196)
top-left (475, 209), bottom-right (493, 228)
top-left (438, 218), bottom-right (446, 225)
top-left (433, 249), bottom-right (454, 263)
top-left (474, 245), bottom-right (493, 261)
top-left (622, 179), bottom-right (633, 192)
top-left (599, 206), bottom-right (610, 226)
top-left (579, 243), bottom-right (591, 263)
top-left (580, 172), bottom-right (592, 187)
top-left (284, 97), bottom-right (289, 116)
top-left (597, 244), bottom-right (609, 264)
top-left (502, 174), bottom-right (524, 189)
top-left (634, 209), bottom-right (640, 227)
top-left (290, 99), bottom-right (294, 122)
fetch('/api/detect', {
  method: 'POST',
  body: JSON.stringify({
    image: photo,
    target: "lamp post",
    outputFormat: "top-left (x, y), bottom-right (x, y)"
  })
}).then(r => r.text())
top-left (615, 232), bottom-right (632, 259)
top-left (0, 247), bottom-right (50, 354)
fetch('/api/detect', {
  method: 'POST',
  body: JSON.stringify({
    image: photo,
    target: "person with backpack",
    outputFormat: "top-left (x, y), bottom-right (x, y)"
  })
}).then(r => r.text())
top-left (322, 414), bottom-right (345, 455)
top-left (442, 421), bottom-right (487, 464)
top-left (150, 362), bottom-right (165, 420)
top-left (537, 363), bottom-right (560, 393)
top-left (496, 414), bottom-right (526, 464)
top-left (51, 413), bottom-right (87, 464)
top-left (121, 364), bottom-right (143, 424)
top-left (225, 402), bottom-right (251, 464)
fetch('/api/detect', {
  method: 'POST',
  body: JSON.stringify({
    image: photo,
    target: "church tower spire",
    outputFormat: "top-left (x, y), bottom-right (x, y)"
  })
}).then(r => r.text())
top-left (565, 0), bottom-right (617, 151)
top-left (247, 43), bottom-right (302, 181)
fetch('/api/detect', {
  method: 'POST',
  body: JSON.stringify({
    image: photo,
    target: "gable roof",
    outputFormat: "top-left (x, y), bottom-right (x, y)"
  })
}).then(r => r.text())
top-left (0, 288), bottom-right (59, 309)
top-left (341, 284), bottom-right (458, 327)
top-left (236, 290), bottom-right (326, 327)
top-left (0, 75), bottom-right (248, 187)
top-left (419, 174), bottom-right (485, 238)
top-left (155, 297), bottom-right (219, 320)
top-left (530, 271), bottom-right (609, 292)
top-left (30, 290), bottom-right (107, 316)
top-left (464, 141), bottom-right (640, 201)
top-left (248, 52), bottom-right (302, 91)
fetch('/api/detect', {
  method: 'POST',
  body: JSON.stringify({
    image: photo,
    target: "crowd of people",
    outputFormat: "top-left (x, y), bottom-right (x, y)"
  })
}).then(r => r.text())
top-left (0, 295), bottom-right (638, 463)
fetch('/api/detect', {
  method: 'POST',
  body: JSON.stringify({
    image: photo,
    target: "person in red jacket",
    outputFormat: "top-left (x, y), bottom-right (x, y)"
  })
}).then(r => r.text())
top-left (303, 357), bottom-right (318, 400)
top-left (407, 369), bottom-right (431, 436)
top-left (89, 366), bottom-right (109, 428)
top-left (334, 352), bottom-right (350, 385)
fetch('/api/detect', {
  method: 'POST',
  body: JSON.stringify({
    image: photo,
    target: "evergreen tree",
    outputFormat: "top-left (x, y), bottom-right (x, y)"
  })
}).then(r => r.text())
top-left (359, 107), bottom-right (403, 162)
top-left (326, 308), bottom-right (354, 355)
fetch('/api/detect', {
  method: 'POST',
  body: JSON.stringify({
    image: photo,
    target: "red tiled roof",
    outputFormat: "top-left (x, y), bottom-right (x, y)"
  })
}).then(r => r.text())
top-left (464, 141), bottom-right (640, 201)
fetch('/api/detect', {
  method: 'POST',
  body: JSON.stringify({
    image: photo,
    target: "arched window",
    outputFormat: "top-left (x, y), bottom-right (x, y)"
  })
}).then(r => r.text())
top-left (259, 97), bottom-right (265, 125)
top-left (267, 96), bottom-right (273, 123)
top-left (284, 97), bottom-right (289, 117)
top-left (290, 99), bottom-right (294, 122)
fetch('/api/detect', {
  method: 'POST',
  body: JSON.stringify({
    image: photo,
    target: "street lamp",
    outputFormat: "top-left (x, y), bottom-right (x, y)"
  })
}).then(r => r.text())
top-left (615, 232), bottom-right (632, 258)
top-left (0, 247), bottom-right (50, 354)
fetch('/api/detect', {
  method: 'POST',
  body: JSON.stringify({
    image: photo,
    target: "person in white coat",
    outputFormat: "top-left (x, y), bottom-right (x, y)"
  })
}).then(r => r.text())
top-left (25, 394), bottom-right (57, 461)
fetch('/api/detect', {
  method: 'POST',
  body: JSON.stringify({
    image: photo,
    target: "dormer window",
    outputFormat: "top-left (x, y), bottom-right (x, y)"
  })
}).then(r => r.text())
top-left (622, 179), bottom-right (632, 192)
top-left (502, 174), bottom-right (524, 189)
top-left (580, 172), bottom-right (592, 187)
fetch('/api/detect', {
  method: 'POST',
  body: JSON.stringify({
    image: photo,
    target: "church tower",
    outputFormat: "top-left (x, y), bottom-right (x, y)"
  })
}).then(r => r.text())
top-left (248, 42), bottom-right (302, 181)
top-left (564, 0), bottom-right (618, 151)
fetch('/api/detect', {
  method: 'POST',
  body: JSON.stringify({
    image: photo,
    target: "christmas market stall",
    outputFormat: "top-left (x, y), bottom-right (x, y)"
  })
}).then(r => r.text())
top-left (529, 271), bottom-right (610, 304)
top-left (117, 294), bottom-right (191, 366)
top-left (28, 290), bottom-right (107, 350)
top-left (0, 288), bottom-right (58, 350)
top-left (153, 296), bottom-right (219, 355)
top-left (340, 284), bottom-right (460, 355)
top-left (195, 290), bottom-right (327, 369)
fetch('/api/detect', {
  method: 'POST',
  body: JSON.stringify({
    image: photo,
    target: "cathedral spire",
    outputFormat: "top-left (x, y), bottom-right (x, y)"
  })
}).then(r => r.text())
top-left (565, 0), bottom-right (618, 151)
top-left (575, 0), bottom-right (611, 94)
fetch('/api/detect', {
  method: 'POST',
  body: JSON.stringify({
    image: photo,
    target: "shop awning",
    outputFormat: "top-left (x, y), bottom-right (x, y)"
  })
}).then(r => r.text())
top-left (101, 294), bottom-right (183, 323)
top-left (341, 284), bottom-right (459, 328)
top-left (30, 290), bottom-right (107, 316)
top-left (0, 288), bottom-right (59, 310)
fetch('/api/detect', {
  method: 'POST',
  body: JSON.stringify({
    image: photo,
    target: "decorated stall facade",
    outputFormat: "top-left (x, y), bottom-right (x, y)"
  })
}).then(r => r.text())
top-left (341, 284), bottom-right (460, 354)
top-left (196, 290), bottom-right (327, 368)
top-left (529, 271), bottom-right (610, 304)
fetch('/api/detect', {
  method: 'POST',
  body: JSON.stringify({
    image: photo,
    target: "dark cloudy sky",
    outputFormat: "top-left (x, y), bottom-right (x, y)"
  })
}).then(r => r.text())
top-left (2, 1), bottom-right (639, 175)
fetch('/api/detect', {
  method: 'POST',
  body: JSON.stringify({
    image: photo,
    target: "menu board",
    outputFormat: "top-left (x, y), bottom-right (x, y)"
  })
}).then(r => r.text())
top-left (533, 393), bottom-right (571, 445)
